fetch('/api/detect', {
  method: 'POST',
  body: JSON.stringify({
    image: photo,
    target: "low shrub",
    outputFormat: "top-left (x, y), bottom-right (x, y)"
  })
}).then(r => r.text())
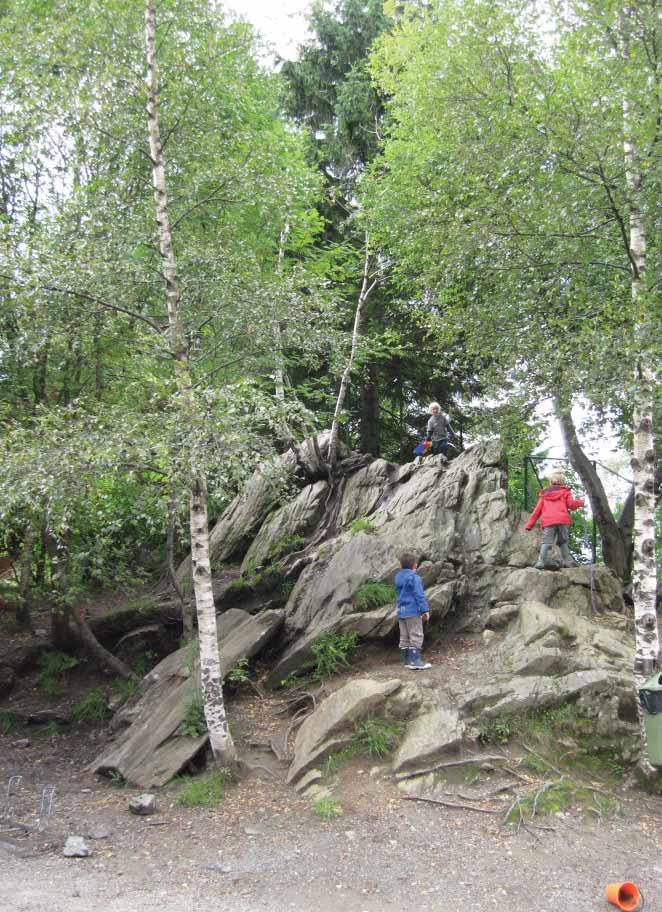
top-left (37, 650), bottom-right (78, 697)
top-left (73, 690), bottom-right (108, 723)
top-left (353, 581), bottom-right (395, 612)
top-left (312, 631), bottom-right (359, 680)
top-left (177, 693), bottom-right (207, 738)
top-left (352, 718), bottom-right (404, 757)
top-left (313, 795), bottom-right (343, 821)
top-left (349, 517), bottom-right (376, 536)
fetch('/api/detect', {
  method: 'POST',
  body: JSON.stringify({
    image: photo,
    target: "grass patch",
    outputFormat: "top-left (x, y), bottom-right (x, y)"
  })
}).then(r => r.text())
top-left (113, 675), bottom-right (138, 701)
top-left (353, 581), bottom-right (395, 613)
top-left (224, 577), bottom-right (251, 599)
top-left (175, 769), bottom-right (233, 807)
top-left (270, 534), bottom-right (306, 559)
top-left (506, 776), bottom-right (620, 826)
top-left (323, 718), bottom-right (405, 778)
top-left (177, 693), bottom-right (208, 738)
top-left (353, 718), bottom-right (404, 757)
top-left (73, 690), bottom-right (108, 723)
top-left (279, 672), bottom-right (310, 689)
top-left (123, 595), bottom-right (156, 614)
top-left (37, 650), bottom-right (78, 697)
top-left (0, 711), bottom-right (17, 735)
top-left (312, 631), bottom-right (359, 680)
top-left (313, 795), bottom-right (342, 821)
top-left (477, 703), bottom-right (627, 783)
top-left (323, 744), bottom-right (361, 777)
top-left (349, 517), bottom-right (376, 536)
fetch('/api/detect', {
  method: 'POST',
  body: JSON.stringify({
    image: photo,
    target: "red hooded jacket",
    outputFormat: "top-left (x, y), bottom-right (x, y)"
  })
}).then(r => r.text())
top-left (525, 485), bottom-right (585, 529)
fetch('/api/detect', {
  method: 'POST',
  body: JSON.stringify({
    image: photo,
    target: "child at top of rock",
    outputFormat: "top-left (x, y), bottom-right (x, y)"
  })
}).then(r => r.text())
top-left (425, 402), bottom-right (453, 458)
top-left (525, 471), bottom-right (585, 570)
top-left (394, 552), bottom-right (431, 670)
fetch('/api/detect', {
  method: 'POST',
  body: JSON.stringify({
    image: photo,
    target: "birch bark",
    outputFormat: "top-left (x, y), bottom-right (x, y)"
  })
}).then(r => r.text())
top-left (144, 1), bottom-right (236, 767)
top-left (621, 22), bottom-right (660, 683)
top-left (328, 233), bottom-right (378, 466)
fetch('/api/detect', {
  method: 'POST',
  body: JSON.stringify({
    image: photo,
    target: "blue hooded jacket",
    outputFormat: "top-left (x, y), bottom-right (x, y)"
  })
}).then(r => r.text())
top-left (395, 568), bottom-right (429, 619)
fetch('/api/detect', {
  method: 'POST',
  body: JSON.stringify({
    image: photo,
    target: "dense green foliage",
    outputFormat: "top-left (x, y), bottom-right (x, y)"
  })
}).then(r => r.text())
top-left (0, 0), bottom-right (657, 633)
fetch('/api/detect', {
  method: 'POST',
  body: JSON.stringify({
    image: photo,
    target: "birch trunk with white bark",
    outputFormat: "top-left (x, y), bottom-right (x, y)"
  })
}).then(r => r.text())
top-left (328, 234), bottom-right (378, 466)
top-left (144, 1), bottom-right (236, 768)
top-left (621, 33), bottom-right (660, 684)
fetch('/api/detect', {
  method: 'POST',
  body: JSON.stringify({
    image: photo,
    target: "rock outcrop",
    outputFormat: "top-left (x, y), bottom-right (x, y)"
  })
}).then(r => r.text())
top-left (92, 609), bottom-right (284, 787)
top-left (105, 437), bottom-right (635, 785)
top-left (250, 441), bottom-right (625, 685)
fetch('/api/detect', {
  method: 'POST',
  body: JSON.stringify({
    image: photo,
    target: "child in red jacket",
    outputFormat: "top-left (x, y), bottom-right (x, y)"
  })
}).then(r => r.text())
top-left (525, 471), bottom-right (585, 569)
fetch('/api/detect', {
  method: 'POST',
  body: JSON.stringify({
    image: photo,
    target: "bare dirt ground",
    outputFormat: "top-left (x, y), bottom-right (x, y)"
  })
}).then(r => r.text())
top-left (2, 632), bottom-right (662, 912)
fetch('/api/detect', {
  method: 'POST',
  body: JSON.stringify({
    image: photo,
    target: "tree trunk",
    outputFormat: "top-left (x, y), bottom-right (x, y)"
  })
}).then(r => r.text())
top-left (166, 500), bottom-right (192, 640)
top-left (622, 65), bottom-right (659, 681)
top-left (71, 609), bottom-right (138, 681)
top-left (328, 233), bottom-right (378, 466)
top-left (616, 484), bottom-right (635, 581)
top-left (554, 400), bottom-right (628, 578)
top-left (190, 481), bottom-right (236, 766)
top-left (16, 518), bottom-right (34, 631)
top-left (359, 360), bottom-right (380, 456)
top-left (144, 0), bottom-right (236, 767)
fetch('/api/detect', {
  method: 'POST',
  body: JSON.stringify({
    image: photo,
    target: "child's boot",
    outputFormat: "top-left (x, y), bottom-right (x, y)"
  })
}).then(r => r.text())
top-left (400, 648), bottom-right (411, 666)
top-left (560, 544), bottom-right (577, 568)
top-left (408, 648), bottom-right (431, 670)
top-left (534, 544), bottom-right (550, 570)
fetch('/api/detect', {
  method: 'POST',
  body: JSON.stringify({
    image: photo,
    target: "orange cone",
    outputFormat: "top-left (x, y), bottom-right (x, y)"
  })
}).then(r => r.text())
top-left (605, 882), bottom-right (642, 911)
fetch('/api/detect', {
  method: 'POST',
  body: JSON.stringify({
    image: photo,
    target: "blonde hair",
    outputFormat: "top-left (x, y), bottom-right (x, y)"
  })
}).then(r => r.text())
top-left (428, 402), bottom-right (441, 414)
top-left (549, 471), bottom-right (566, 485)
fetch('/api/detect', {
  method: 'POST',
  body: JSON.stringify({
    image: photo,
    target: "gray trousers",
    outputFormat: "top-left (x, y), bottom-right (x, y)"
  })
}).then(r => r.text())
top-left (542, 524), bottom-right (569, 545)
top-left (398, 616), bottom-right (424, 650)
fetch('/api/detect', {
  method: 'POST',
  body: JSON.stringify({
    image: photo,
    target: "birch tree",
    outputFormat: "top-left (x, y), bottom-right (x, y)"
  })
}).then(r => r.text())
top-left (366, 0), bottom-right (660, 742)
top-left (143, 1), bottom-right (235, 766)
top-left (617, 7), bottom-right (660, 678)
top-left (328, 233), bottom-right (379, 466)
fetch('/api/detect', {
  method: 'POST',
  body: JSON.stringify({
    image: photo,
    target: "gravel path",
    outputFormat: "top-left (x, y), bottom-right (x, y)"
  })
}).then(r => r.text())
top-left (2, 792), bottom-right (662, 912)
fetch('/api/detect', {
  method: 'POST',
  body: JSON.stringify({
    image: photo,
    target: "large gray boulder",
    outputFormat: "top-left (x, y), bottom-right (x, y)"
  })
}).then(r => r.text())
top-left (177, 432), bottom-right (343, 583)
top-left (287, 678), bottom-right (403, 785)
top-left (392, 707), bottom-right (466, 773)
top-left (241, 480), bottom-right (328, 573)
top-left (92, 609), bottom-right (284, 787)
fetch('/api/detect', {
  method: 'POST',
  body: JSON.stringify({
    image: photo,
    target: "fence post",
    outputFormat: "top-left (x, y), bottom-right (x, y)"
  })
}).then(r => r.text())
top-left (524, 457), bottom-right (529, 511)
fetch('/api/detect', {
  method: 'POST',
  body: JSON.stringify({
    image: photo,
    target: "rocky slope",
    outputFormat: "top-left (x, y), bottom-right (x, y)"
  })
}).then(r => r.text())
top-left (92, 439), bottom-right (636, 786)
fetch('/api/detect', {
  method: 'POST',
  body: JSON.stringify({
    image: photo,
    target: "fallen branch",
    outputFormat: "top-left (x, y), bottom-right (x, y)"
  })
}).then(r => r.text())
top-left (400, 795), bottom-right (498, 814)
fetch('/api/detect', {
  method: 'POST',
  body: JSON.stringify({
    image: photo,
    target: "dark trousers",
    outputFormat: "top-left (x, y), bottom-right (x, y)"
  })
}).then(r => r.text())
top-left (431, 438), bottom-right (449, 456)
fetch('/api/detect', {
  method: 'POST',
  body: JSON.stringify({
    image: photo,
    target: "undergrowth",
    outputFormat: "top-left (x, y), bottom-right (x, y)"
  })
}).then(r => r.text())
top-left (177, 693), bottom-right (207, 738)
top-left (73, 690), bottom-right (108, 723)
top-left (323, 718), bottom-right (405, 778)
top-left (175, 768), bottom-right (233, 807)
top-left (37, 651), bottom-right (78, 697)
top-left (349, 517), bottom-right (376, 536)
top-left (477, 703), bottom-right (627, 788)
top-left (312, 631), bottom-right (359, 680)
top-left (353, 581), bottom-right (394, 612)
top-left (313, 795), bottom-right (343, 820)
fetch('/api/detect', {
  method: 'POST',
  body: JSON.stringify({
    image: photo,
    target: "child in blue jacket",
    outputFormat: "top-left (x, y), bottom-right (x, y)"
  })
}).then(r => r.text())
top-left (395, 552), bottom-right (431, 670)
